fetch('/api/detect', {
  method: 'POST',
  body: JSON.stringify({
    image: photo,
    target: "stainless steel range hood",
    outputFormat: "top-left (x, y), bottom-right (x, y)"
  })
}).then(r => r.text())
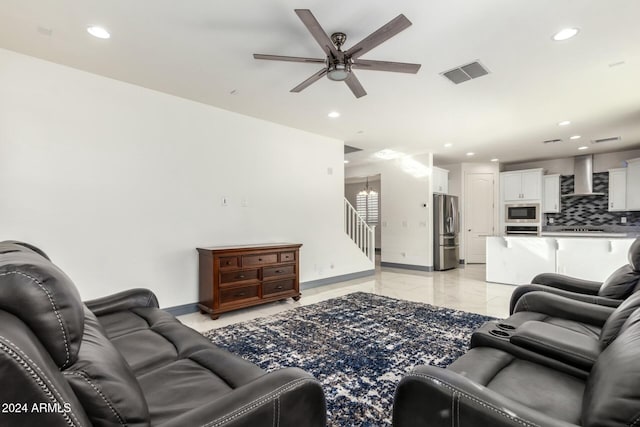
top-left (562, 154), bottom-right (605, 197)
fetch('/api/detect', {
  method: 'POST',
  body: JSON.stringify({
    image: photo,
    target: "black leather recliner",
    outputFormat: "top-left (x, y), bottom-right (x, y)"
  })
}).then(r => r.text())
top-left (509, 238), bottom-right (640, 313)
top-left (470, 289), bottom-right (640, 376)
top-left (393, 307), bottom-right (640, 427)
top-left (0, 241), bottom-right (326, 427)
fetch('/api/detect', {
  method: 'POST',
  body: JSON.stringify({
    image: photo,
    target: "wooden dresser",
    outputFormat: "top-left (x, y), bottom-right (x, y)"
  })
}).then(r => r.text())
top-left (197, 243), bottom-right (302, 319)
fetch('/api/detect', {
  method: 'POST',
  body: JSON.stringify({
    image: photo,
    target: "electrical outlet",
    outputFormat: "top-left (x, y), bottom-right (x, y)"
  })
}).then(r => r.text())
top-left (401, 252), bottom-right (406, 257)
top-left (549, 217), bottom-right (554, 224)
top-left (621, 217), bottom-right (627, 224)
top-left (221, 196), bottom-right (229, 207)
top-left (402, 220), bottom-right (408, 228)
top-left (327, 167), bottom-right (333, 175)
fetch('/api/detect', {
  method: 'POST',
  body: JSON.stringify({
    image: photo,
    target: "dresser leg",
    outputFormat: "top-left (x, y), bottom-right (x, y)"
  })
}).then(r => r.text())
top-left (292, 296), bottom-right (301, 302)
top-left (210, 314), bottom-right (220, 320)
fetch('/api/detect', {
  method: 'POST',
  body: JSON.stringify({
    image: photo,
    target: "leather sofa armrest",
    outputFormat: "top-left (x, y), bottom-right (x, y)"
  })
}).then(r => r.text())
top-left (84, 288), bottom-right (159, 316)
top-left (509, 284), bottom-right (621, 314)
top-left (531, 273), bottom-right (602, 294)
top-left (393, 365), bottom-right (578, 427)
top-left (513, 291), bottom-right (614, 326)
top-left (510, 321), bottom-right (600, 371)
top-left (158, 367), bottom-right (326, 427)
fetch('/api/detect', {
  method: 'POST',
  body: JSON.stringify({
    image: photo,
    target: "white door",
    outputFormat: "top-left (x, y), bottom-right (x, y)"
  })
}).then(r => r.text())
top-left (502, 173), bottom-right (522, 201)
top-left (465, 173), bottom-right (495, 264)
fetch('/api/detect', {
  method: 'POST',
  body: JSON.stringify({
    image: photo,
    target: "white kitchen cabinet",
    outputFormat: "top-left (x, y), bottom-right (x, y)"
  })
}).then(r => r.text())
top-left (501, 169), bottom-right (543, 201)
top-left (626, 158), bottom-right (640, 211)
top-left (432, 166), bottom-right (449, 194)
top-left (608, 168), bottom-right (627, 212)
top-left (543, 174), bottom-right (561, 213)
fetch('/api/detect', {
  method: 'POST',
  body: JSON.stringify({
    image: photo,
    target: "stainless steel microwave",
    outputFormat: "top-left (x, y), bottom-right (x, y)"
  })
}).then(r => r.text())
top-left (505, 204), bottom-right (539, 223)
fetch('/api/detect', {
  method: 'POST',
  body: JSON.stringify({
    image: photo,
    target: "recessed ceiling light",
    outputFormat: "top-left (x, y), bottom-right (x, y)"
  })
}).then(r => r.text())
top-left (578, 146), bottom-right (588, 150)
top-left (466, 152), bottom-right (475, 156)
top-left (553, 28), bottom-right (579, 41)
top-left (444, 143), bottom-right (453, 148)
top-left (558, 120), bottom-right (571, 126)
top-left (490, 158), bottom-right (499, 162)
top-left (87, 26), bottom-right (110, 39)
top-left (344, 160), bottom-right (349, 164)
top-left (570, 135), bottom-right (581, 140)
top-left (328, 111), bottom-right (340, 118)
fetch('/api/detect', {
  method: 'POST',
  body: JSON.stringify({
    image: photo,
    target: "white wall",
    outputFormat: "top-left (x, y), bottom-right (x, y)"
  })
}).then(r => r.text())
top-left (346, 153), bottom-right (432, 268)
top-left (0, 49), bottom-right (372, 306)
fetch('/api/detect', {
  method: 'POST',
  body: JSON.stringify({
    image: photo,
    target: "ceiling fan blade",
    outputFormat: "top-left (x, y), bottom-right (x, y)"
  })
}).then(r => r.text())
top-left (344, 73), bottom-right (367, 98)
top-left (294, 9), bottom-right (339, 57)
top-left (291, 68), bottom-right (328, 93)
top-left (346, 14), bottom-right (412, 59)
top-left (254, 54), bottom-right (325, 64)
top-left (352, 59), bottom-right (421, 74)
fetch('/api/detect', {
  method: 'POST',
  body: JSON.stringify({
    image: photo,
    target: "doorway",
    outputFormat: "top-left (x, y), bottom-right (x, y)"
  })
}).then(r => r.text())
top-left (465, 173), bottom-right (495, 263)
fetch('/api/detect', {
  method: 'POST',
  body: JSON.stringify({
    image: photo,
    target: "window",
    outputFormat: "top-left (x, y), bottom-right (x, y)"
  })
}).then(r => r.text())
top-left (356, 191), bottom-right (379, 224)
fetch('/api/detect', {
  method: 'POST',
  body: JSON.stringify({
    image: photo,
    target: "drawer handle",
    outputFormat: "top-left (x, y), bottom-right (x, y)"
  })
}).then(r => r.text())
top-left (226, 261), bottom-right (232, 265)
top-left (237, 275), bottom-right (245, 279)
top-left (276, 286), bottom-right (283, 290)
top-left (275, 270), bottom-right (283, 273)
top-left (258, 258), bottom-right (263, 261)
top-left (235, 292), bottom-right (246, 297)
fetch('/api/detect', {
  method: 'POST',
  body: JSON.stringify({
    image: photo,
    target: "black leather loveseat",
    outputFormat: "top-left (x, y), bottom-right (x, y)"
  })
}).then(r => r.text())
top-left (0, 241), bottom-right (326, 426)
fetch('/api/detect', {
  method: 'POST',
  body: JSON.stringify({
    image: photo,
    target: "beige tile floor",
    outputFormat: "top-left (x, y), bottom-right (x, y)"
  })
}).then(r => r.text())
top-left (179, 261), bottom-right (515, 333)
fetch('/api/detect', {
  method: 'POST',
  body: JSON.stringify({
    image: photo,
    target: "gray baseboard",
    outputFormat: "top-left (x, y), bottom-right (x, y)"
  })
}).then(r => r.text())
top-left (163, 269), bottom-right (376, 316)
top-left (301, 269), bottom-right (375, 290)
top-left (380, 262), bottom-right (433, 272)
top-left (163, 303), bottom-right (201, 317)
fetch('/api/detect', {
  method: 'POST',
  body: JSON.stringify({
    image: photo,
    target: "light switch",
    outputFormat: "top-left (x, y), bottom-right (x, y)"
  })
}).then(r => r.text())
top-left (621, 217), bottom-right (627, 224)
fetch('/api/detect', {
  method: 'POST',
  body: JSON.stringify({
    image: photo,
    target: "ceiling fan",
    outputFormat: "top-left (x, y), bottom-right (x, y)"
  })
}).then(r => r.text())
top-left (253, 9), bottom-right (421, 98)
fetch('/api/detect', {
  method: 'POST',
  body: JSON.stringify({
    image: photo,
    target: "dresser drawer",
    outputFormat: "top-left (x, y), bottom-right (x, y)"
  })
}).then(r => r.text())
top-left (220, 284), bottom-right (260, 305)
top-left (218, 256), bottom-right (238, 269)
top-left (242, 253), bottom-right (277, 266)
top-left (263, 279), bottom-right (295, 296)
top-left (263, 265), bottom-right (295, 279)
top-left (220, 269), bottom-right (259, 284)
top-left (279, 252), bottom-right (295, 262)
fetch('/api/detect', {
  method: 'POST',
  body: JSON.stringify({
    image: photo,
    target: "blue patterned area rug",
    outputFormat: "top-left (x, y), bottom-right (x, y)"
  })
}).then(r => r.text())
top-left (203, 292), bottom-right (493, 426)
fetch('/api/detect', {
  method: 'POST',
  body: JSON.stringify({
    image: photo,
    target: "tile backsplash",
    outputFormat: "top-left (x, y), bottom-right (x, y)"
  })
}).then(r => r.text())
top-left (545, 172), bottom-right (640, 227)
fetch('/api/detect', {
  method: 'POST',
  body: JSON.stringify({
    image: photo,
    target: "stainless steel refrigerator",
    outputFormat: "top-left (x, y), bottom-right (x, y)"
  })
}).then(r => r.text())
top-left (433, 194), bottom-right (460, 271)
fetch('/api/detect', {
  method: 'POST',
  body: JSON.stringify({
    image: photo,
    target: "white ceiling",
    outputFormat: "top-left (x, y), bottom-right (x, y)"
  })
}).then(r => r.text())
top-left (1, 0), bottom-right (640, 167)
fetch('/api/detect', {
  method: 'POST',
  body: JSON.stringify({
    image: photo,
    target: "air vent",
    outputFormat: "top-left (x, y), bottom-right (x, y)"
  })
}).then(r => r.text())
top-left (344, 145), bottom-right (363, 154)
top-left (592, 136), bottom-right (621, 144)
top-left (441, 61), bottom-right (490, 84)
top-left (543, 139), bottom-right (563, 144)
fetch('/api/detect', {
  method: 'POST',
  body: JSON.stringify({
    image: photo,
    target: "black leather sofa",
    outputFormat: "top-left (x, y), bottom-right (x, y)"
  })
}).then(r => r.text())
top-left (393, 306), bottom-right (640, 427)
top-left (509, 238), bottom-right (640, 313)
top-left (0, 241), bottom-right (326, 427)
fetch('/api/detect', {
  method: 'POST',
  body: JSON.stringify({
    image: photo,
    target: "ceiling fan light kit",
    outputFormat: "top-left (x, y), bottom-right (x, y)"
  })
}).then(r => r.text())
top-left (253, 9), bottom-right (421, 98)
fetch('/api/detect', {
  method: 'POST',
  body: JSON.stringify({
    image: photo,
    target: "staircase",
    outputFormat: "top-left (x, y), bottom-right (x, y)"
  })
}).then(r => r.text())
top-left (344, 198), bottom-right (376, 261)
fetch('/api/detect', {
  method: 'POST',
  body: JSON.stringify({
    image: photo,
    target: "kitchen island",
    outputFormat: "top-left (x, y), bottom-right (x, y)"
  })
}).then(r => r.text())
top-left (486, 236), bottom-right (637, 285)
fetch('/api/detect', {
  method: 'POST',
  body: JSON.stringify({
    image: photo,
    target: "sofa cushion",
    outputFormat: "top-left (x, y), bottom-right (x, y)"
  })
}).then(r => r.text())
top-left (582, 310), bottom-right (640, 427)
top-left (448, 347), bottom-right (585, 424)
top-left (136, 347), bottom-right (265, 425)
top-left (0, 242), bottom-right (84, 369)
top-left (598, 264), bottom-right (640, 299)
top-left (64, 308), bottom-right (150, 427)
top-left (101, 308), bottom-right (216, 375)
top-left (599, 290), bottom-right (640, 349)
